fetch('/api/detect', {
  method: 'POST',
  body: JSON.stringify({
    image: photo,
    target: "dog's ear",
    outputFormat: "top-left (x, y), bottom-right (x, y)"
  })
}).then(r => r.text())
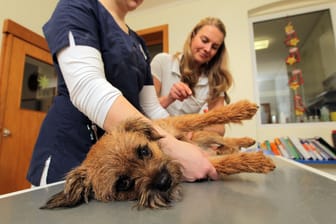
top-left (124, 118), bottom-right (164, 141)
top-left (40, 167), bottom-right (92, 209)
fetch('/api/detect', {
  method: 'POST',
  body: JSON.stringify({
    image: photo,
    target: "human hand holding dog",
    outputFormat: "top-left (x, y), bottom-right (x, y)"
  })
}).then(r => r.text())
top-left (102, 95), bottom-right (217, 182)
top-left (159, 134), bottom-right (218, 182)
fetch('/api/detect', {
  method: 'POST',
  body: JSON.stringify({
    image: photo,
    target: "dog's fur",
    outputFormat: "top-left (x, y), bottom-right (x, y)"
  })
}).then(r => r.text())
top-left (41, 100), bottom-right (275, 209)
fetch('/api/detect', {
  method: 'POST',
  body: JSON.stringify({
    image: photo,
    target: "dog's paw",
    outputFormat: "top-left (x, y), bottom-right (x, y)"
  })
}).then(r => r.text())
top-left (241, 137), bottom-right (256, 147)
top-left (216, 100), bottom-right (259, 124)
top-left (210, 151), bottom-right (276, 176)
top-left (250, 151), bottom-right (276, 173)
top-left (232, 137), bottom-right (256, 148)
top-left (230, 100), bottom-right (259, 121)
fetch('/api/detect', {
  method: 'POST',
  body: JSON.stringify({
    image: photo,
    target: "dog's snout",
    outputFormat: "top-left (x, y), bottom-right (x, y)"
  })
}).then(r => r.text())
top-left (152, 169), bottom-right (172, 192)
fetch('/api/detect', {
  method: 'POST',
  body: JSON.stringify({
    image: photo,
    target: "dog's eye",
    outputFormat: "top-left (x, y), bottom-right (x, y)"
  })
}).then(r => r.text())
top-left (136, 145), bottom-right (152, 160)
top-left (115, 175), bottom-right (134, 192)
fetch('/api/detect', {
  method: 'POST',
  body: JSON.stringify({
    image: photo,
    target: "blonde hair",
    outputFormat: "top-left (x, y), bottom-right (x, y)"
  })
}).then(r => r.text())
top-left (174, 17), bottom-right (233, 104)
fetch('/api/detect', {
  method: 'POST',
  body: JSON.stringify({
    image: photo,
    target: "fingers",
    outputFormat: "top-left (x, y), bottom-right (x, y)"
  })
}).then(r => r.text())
top-left (182, 167), bottom-right (218, 182)
top-left (207, 166), bottom-right (219, 181)
top-left (161, 134), bottom-right (217, 183)
top-left (181, 156), bottom-right (218, 182)
top-left (170, 82), bottom-right (192, 101)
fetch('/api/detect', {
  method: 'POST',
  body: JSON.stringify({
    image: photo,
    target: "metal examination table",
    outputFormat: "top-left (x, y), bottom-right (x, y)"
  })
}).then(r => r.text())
top-left (0, 156), bottom-right (335, 224)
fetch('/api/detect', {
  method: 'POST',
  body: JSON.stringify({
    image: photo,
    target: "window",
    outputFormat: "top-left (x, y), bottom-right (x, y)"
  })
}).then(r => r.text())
top-left (250, 5), bottom-right (336, 124)
top-left (21, 56), bottom-right (56, 112)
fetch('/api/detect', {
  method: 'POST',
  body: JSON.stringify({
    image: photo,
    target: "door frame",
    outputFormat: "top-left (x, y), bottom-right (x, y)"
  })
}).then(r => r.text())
top-left (0, 19), bottom-right (49, 144)
top-left (137, 24), bottom-right (169, 53)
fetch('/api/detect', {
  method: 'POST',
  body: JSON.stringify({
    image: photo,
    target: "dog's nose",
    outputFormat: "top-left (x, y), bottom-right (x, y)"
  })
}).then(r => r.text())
top-left (152, 169), bottom-right (172, 192)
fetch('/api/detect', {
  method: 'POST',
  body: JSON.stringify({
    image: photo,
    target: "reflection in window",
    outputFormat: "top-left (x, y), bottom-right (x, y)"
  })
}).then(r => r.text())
top-left (252, 8), bottom-right (336, 124)
top-left (21, 56), bottom-right (57, 112)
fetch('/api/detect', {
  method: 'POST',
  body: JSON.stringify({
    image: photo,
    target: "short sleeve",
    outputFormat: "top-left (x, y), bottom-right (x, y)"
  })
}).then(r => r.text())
top-left (43, 0), bottom-right (100, 57)
top-left (150, 52), bottom-right (171, 82)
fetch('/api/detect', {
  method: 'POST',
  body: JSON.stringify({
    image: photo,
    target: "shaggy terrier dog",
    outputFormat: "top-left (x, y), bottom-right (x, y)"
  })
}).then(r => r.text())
top-left (41, 100), bottom-right (275, 209)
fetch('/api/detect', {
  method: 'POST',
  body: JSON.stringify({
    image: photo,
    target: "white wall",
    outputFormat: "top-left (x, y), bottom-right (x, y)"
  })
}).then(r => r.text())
top-left (0, 0), bottom-right (335, 145)
top-left (128, 0), bottom-right (336, 145)
top-left (0, 0), bottom-right (58, 44)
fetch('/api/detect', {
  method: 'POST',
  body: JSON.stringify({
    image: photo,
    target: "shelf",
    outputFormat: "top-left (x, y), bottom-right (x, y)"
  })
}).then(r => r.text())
top-left (294, 159), bottom-right (336, 164)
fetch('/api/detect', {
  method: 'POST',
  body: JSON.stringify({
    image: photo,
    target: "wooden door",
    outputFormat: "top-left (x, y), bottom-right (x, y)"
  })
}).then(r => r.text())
top-left (0, 20), bottom-right (53, 194)
top-left (137, 24), bottom-right (169, 58)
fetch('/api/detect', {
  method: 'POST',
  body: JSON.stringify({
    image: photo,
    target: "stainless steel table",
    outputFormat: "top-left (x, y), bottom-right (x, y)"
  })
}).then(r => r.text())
top-left (1, 156), bottom-right (335, 224)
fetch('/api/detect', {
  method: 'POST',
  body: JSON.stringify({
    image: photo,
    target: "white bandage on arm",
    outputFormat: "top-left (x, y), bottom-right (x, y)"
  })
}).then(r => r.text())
top-left (57, 32), bottom-right (122, 128)
top-left (140, 86), bottom-right (169, 119)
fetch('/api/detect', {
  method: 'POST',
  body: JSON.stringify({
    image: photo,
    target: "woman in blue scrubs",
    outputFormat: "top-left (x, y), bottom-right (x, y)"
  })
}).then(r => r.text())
top-left (27, 0), bottom-right (218, 186)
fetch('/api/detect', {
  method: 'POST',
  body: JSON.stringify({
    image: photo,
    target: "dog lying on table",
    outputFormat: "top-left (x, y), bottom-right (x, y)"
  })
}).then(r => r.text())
top-left (41, 100), bottom-right (276, 209)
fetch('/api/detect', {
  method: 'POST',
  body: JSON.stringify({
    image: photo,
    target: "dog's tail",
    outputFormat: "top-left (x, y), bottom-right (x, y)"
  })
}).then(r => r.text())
top-left (209, 151), bottom-right (276, 176)
top-left (161, 100), bottom-right (258, 132)
top-left (40, 167), bottom-right (91, 209)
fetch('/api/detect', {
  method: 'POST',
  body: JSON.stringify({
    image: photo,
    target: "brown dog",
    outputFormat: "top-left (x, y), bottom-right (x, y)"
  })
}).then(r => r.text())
top-left (41, 100), bottom-right (275, 209)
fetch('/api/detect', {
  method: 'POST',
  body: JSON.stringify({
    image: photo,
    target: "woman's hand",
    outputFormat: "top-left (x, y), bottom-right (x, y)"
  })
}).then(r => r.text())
top-left (168, 82), bottom-right (192, 102)
top-left (159, 134), bottom-right (218, 182)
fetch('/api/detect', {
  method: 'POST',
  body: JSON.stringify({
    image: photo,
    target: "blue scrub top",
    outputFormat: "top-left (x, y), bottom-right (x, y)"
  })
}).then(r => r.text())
top-left (27, 0), bottom-right (153, 186)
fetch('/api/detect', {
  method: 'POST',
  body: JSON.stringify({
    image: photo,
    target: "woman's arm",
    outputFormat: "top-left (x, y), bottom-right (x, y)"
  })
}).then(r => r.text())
top-left (151, 53), bottom-right (191, 109)
top-left (153, 76), bottom-right (175, 108)
top-left (153, 76), bottom-right (192, 108)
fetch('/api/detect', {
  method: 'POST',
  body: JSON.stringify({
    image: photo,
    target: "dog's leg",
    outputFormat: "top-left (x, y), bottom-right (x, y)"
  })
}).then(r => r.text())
top-left (216, 137), bottom-right (256, 154)
top-left (209, 152), bottom-right (276, 176)
top-left (221, 137), bottom-right (256, 148)
top-left (158, 100), bottom-right (258, 133)
top-left (191, 131), bottom-right (256, 154)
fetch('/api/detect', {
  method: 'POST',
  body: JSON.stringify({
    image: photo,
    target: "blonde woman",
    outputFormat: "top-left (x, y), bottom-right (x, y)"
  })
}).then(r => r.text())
top-left (151, 17), bottom-right (233, 135)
